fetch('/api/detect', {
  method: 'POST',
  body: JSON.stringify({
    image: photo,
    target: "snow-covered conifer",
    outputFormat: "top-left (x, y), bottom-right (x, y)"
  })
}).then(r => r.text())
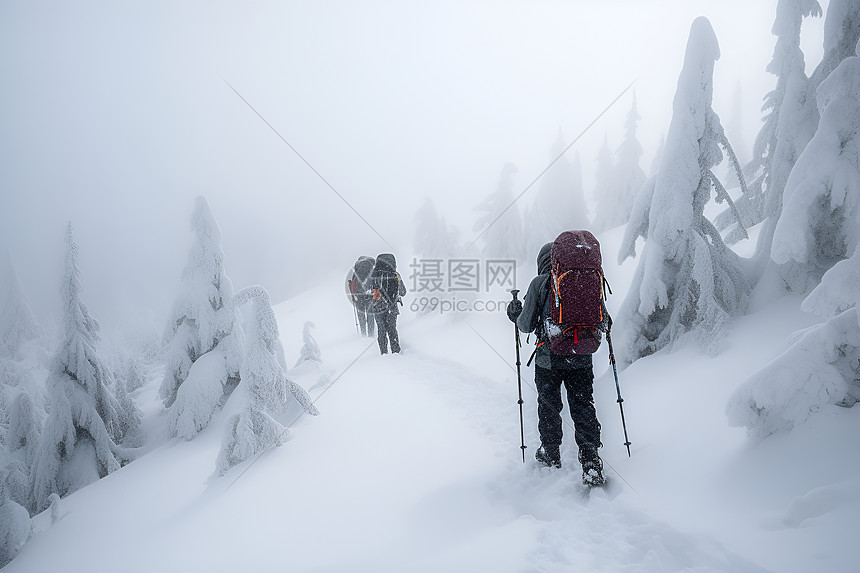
top-left (616, 17), bottom-right (752, 366)
top-left (808, 0), bottom-right (860, 88)
top-left (30, 225), bottom-right (126, 512)
top-left (729, 42), bottom-right (860, 436)
top-left (4, 390), bottom-right (41, 511)
top-left (217, 287), bottom-right (318, 474)
top-left (0, 257), bottom-right (41, 361)
top-left (591, 135), bottom-right (617, 232)
top-left (0, 469), bottom-right (30, 568)
top-left (474, 163), bottom-right (526, 261)
top-left (772, 46), bottom-right (860, 291)
top-left (740, 0), bottom-right (822, 268)
top-left (595, 98), bottom-right (647, 232)
top-left (160, 197), bottom-right (234, 408)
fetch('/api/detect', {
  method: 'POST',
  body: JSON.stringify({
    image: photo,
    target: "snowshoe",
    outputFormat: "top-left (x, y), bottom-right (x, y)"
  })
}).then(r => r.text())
top-left (535, 445), bottom-right (561, 469)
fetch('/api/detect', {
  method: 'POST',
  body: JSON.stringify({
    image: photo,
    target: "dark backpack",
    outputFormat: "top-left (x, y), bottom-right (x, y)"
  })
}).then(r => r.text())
top-left (352, 256), bottom-right (375, 293)
top-left (546, 230), bottom-right (608, 355)
top-left (371, 254), bottom-right (401, 308)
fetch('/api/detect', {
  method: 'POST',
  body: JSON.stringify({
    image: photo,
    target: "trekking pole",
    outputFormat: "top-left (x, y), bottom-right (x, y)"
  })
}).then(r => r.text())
top-left (352, 299), bottom-right (360, 335)
top-left (605, 318), bottom-right (632, 457)
top-left (510, 289), bottom-right (527, 463)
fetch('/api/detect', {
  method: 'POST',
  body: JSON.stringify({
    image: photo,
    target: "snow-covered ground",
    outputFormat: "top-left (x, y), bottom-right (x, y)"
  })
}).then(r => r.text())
top-left (6, 229), bottom-right (859, 573)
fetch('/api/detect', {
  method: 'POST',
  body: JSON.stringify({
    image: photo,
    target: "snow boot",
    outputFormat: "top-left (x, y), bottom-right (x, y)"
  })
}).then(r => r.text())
top-left (579, 449), bottom-right (604, 486)
top-left (535, 445), bottom-right (561, 468)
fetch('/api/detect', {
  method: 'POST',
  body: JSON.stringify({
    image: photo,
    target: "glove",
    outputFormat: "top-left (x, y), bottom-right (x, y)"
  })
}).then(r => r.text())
top-left (506, 300), bottom-right (523, 323)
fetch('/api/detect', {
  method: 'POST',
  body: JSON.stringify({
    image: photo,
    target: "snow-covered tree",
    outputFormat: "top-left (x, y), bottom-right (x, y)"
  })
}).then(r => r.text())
top-left (413, 198), bottom-right (460, 259)
top-left (0, 468), bottom-right (30, 568)
top-left (0, 257), bottom-right (41, 361)
top-left (728, 42), bottom-right (860, 437)
top-left (737, 0), bottom-right (823, 266)
top-left (216, 286), bottom-right (318, 474)
top-left (772, 47), bottom-right (860, 291)
top-left (591, 135), bottom-right (617, 232)
top-left (616, 17), bottom-right (751, 366)
top-left (474, 163), bottom-right (526, 261)
top-left (4, 390), bottom-right (42, 511)
top-left (807, 0), bottom-right (860, 88)
top-left (595, 98), bottom-right (647, 232)
top-left (160, 196), bottom-right (234, 408)
top-left (30, 225), bottom-right (127, 512)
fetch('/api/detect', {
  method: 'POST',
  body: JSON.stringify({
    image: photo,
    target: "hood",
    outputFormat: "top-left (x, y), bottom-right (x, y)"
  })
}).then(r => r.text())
top-left (537, 242), bottom-right (552, 275)
top-left (376, 253), bottom-right (397, 272)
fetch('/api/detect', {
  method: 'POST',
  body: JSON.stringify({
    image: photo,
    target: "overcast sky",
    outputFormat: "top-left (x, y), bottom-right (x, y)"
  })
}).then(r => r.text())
top-left (0, 0), bottom-right (828, 335)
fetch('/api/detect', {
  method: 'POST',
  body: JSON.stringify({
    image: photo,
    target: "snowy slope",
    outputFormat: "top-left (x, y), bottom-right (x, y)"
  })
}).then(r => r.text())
top-left (6, 228), bottom-right (859, 573)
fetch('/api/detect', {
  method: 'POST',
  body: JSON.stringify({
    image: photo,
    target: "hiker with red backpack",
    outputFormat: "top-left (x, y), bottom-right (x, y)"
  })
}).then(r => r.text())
top-left (370, 253), bottom-right (407, 354)
top-left (507, 231), bottom-right (610, 486)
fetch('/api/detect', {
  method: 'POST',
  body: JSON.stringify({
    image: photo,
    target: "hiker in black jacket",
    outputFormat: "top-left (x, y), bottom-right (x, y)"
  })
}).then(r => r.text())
top-left (370, 253), bottom-right (407, 354)
top-left (506, 242), bottom-right (605, 485)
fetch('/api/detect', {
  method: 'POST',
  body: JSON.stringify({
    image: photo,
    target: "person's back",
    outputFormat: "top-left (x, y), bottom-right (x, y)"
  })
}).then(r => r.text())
top-left (508, 237), bottom-right (606, 485)
top-left (371, 253), bottom-right (406, 354)
top-left (349, 256), bottom-right (376, 337)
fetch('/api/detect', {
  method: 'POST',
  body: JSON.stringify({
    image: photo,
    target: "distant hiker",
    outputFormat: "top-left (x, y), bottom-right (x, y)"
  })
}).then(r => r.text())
top-left (507, 231), bottom-right (609, 486)
top-left (370, 253), bottom-right (407, 354)
top-left (347, 256), bottom-right (376, 337)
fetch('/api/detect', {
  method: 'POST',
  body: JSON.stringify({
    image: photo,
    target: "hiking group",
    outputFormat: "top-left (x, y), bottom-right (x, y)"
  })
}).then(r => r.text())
top-left (346, 231), bottom-right (617, 487)
top-left (347, 253), bottom-right (407, 355)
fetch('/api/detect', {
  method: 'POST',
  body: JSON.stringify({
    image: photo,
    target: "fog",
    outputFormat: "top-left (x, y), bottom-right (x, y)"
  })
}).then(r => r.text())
top-left (0, 0), bottom-right (827, 334)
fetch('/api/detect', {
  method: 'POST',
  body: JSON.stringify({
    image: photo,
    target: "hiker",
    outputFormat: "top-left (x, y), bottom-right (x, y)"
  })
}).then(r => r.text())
top-left (370, 253), bottom-right (407, 354)
top-left (506, 235), bottom-right (608, 485)
top-left (347, 256), bottom-right (376, 337)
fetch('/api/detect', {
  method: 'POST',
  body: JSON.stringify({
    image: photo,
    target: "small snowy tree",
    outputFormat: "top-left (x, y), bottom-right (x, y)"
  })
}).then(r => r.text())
top-left (216, 287), bottom-right (318, 474)
top-left (0, 258), bottom-right (41, 361)
top-left (294, 321), bottom-right (321, 366)
top-left (473, 163), bottom-right (526, 261)
top-left (160, 196), bottom-right (234, 408)
top-left (30, 225), bottom-right (127, 512)
top-left (595, 98), bottom-right (647, 232)
top-left (616, 17), bottom-right (751, 366)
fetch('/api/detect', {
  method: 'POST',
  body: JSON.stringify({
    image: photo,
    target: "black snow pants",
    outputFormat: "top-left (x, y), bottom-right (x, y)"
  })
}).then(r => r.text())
top-left (375, 308), bottom-right (400, 354)
top-left (534, 365), bottom-right (601, 454)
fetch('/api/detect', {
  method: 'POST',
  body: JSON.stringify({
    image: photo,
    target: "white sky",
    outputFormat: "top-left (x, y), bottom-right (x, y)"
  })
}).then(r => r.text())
top-left (0, 0), bottom-right (828, 333)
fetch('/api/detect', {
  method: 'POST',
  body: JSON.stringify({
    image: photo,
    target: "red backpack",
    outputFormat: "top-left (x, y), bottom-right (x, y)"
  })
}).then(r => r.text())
top-left (547, 230), bottom-right (608, 355)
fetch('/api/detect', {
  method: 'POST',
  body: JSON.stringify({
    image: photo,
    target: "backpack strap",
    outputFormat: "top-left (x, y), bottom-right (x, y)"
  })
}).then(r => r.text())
top-left (526, 341), bottom-right (544, 367)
